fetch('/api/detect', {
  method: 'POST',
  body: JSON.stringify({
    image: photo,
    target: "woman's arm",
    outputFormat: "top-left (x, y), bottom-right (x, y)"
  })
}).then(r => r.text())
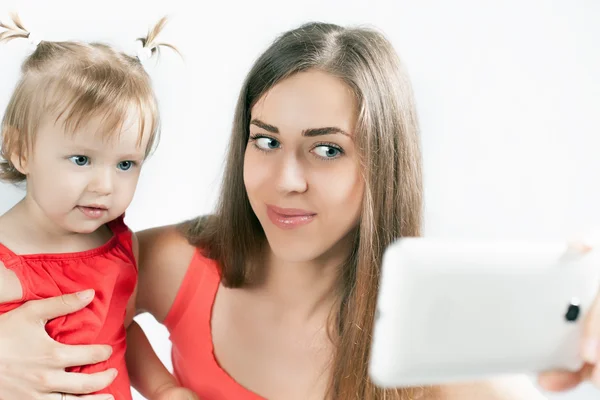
top-left (0, 291), bottom-right (116, 399)
top-left (125, 227), bottom-right (198, 399)
top-left (126, 320), bottom-right (175, 397)
top-left (126, 321), bottom-right (198, 400)
top-left (135, 224), bottom-right (196, 322)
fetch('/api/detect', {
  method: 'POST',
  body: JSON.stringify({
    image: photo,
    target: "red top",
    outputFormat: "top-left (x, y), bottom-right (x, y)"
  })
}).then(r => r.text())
top-left (164, 249), bottom-right (266, 400)
top-left (0, 215), bottom-right (137, 400)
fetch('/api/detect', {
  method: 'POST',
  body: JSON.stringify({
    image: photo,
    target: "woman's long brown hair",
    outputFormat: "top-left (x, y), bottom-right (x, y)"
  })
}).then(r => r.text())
top-left (183, 22), bottom-right (428, 399)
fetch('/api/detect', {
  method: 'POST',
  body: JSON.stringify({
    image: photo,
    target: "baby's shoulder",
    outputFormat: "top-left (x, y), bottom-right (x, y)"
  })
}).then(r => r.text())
top-left (0, 259), bottom-right (23, 303)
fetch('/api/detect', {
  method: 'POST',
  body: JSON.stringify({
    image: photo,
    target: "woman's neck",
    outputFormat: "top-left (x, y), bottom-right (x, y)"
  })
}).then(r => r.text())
top-left (250, 235), bottom-right (354, 323)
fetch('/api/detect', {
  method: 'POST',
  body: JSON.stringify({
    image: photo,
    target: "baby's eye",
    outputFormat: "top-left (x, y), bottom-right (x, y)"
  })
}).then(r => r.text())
top-left (69, 155), bottom-right (89, 166)
top-left (117, 161), bottom-right (135, 171)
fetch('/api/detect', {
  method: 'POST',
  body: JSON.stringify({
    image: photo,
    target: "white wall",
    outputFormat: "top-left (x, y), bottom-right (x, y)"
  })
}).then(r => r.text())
top-left (0, 0), bottom-right (598, 399)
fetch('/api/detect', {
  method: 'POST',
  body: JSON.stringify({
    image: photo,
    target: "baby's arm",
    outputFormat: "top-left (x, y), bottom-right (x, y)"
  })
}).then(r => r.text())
top-left (125, 231), bottom-right (198, 400)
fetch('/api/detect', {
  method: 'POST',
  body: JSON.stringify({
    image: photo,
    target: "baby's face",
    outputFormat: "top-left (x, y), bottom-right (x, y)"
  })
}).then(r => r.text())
top-left (19, 109), bottom-right (150, 234)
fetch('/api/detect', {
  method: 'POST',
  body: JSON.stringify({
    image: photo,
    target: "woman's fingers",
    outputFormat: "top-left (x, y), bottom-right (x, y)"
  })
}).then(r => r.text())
top-left (0, 292), bottom-right (117, 399)
top-left (56, 393), bottom-right (115, 400)
top-left (43, 368), bottom-right (118, 394)
top-left (24, 291), bottom-right (95, 324)
top-left (537, 240), bottom-right (600, 391)
top-left (49, 342), bottom-right (112, 369)
top-left (581, 289), bottom-right (600, 365)
top-left (538, 362), bottom-right (594, 391)
top-left (538, 369), bottom-right (584, 391)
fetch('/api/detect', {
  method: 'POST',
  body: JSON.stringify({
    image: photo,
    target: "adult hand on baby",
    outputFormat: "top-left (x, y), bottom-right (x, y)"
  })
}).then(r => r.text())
top-left (152, 386), bottom-right (200, 400)
top-left (0, 290), bottom-right (116, 400)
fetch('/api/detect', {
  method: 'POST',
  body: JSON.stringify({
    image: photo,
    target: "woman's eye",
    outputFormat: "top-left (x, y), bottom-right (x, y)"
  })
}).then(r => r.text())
top-left (118, 161), bottom-right (135, 171)
top-left (69, 155), bottom-right (89, 166)
top-left (313, 145), bottom-right (342, 159)
top-left (255, 137), bottom-right (280, 150)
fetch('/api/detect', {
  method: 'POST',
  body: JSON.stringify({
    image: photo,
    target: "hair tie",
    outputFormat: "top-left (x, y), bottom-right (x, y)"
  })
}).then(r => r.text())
top-left (27, 33), bottom-right (41, 47)
top-left (135, 44), bottom-right (152, 62)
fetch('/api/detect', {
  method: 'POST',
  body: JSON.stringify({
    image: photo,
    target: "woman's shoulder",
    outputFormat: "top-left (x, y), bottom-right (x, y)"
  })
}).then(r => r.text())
top-left (135, 221), bottom-right (201, 321)
top-left (137, 223), bottom-right (196, 258)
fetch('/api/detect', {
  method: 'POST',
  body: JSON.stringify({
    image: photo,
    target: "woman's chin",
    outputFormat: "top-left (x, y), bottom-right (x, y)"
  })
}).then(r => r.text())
top-left (265, 235), bottom-right (326, 264)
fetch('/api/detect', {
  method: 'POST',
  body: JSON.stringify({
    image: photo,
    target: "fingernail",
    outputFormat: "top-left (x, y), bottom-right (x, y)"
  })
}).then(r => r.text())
top-left (103, 396), bottom-right (114, 400)
top-left (583, 339), bottom-right (598, 363)
top-left (76, 289), bottom-right (94, 301)
top-left (102, 347), bottom-right (113, 359)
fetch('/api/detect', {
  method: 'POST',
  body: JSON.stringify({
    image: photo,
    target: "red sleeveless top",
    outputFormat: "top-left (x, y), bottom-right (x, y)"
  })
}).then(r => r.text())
top-left (0, 215), bottom-right (137, 400)
top-left (164, 249), bottom-right (265, 400)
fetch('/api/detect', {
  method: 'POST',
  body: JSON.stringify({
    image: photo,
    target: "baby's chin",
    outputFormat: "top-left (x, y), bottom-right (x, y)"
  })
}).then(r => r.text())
top-left (70, 222), bottom-right (107, 235)
top-left (65, 215), bottom-right (115, 235)
top-left (76, 226), bottom-right (104, 234)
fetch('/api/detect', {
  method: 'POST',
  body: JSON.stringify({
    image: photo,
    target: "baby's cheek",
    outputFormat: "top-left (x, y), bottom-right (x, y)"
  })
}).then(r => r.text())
top-left (112, 184), bottom-right (136, 212)
top-left (35, 170), bottom-right (77, 200)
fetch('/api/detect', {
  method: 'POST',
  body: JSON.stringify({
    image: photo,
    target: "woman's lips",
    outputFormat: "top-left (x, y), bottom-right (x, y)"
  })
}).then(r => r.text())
top-left (266, 205), bottom-right (316, 230)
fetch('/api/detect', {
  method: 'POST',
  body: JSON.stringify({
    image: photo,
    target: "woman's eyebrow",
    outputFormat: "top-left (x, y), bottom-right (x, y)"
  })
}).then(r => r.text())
top-left (302, 127), bottom-right (349, 137)
top-left (251, 119), bottom-right (350, 137)
top-left (250, 119), bottom-right (279, 133)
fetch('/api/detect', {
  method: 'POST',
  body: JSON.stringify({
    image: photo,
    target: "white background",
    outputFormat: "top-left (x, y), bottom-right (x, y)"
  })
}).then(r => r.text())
top-left (0, 0), bottom-right (598, 399)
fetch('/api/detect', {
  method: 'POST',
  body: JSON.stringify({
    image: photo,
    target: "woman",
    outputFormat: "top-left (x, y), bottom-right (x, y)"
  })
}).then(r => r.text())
top-left (0, 22), bottom-right (594, 400)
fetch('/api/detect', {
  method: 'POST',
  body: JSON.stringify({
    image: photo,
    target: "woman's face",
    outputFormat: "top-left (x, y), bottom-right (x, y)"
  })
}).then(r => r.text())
top-left (244, 69), bottom-right (364, 263)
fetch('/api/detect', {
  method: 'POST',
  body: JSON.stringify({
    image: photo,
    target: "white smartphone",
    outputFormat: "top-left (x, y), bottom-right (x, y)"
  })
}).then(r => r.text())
top-left (369, 237), bottom-right (600, 388)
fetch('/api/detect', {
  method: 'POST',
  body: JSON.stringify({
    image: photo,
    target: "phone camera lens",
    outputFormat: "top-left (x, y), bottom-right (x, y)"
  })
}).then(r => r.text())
top-left (565, 298), bottom-right (581, 322)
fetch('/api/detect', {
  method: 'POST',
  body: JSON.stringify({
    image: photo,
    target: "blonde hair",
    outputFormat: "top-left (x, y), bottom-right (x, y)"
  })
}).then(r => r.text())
top-left (0, 14), bottom-right (174, 183)
top-left (184, 22), bottom-right (432, 399)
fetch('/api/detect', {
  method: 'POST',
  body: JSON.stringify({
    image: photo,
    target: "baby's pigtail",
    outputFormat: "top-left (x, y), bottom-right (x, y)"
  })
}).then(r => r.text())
top-left (135, 16), bottom-right (180, 62)
top-left (0, 13), bottom-right (30, 44)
